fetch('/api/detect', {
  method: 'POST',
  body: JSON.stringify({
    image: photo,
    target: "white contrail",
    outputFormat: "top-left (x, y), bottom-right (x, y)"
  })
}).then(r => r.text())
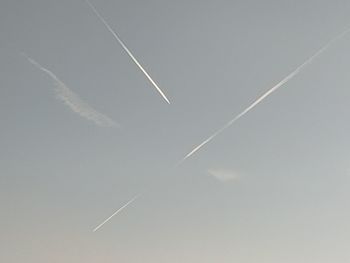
top-left (179, 28), bottom-right (350, 163)
top-left (85, 0), bottom-right (170, 104)
top-left (93, 195), bottom-right (140, 232)
top-left (23, 54), bottom-right (119, 127)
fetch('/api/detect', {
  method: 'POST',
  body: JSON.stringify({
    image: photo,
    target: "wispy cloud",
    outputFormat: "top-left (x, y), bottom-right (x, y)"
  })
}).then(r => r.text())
top-left (85, 0), bottom-right (171, 104)
top-left (23, 54), bottom-right (119, 127)
top-left (93, 194), bottom-right (140, 232)
top-left (178, 28), bottom-right (350, 163)
top-left (208, 169), bottom-right (240, 182)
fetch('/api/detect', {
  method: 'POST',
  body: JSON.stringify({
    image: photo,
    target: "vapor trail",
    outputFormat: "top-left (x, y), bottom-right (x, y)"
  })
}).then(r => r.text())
top-left (93, 195), bottom-right (140, 232)
top-left (23, 54), bottom-right (118, 127)
top-left (85, 0), bottom-right (170, 104)
top-left (179, 29), bottom-right (350, 163)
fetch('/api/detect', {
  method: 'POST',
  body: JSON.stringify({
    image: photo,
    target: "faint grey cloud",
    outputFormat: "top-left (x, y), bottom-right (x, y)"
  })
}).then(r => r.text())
top-left (208, 169), bottom-right (240, 182)
top-left (23, 54), bottom-right (119, 127)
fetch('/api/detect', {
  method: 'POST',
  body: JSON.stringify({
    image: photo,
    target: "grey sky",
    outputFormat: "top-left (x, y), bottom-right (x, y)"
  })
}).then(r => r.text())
top-left (1, 0), bottom-right (350, 262)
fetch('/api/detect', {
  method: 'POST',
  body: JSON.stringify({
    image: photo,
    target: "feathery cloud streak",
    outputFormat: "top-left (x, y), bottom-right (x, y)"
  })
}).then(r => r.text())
top-left (23, 54), bottom-right (118, 127)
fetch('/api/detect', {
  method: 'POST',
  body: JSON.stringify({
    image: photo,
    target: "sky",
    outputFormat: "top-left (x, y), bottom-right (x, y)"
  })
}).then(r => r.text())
top-left (1, 0), bottom-right (350, 262)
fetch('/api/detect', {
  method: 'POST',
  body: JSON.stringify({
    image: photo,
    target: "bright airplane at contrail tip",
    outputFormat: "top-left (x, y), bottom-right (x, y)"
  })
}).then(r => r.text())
top-left (85, 0), bottom-right (171, 104)
top-left (179, 28), bottom-right (350, 164)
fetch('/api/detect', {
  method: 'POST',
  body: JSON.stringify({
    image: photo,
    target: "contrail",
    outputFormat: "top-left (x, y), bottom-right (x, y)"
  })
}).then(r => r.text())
top-left (85, 0), bottom-right (171, 104)
top-left (93, 195), bottom-right (140, 232)
top-left (23, 54), bottom-right (119, 127)
top-left (179, 28), bottom-right (350, 164)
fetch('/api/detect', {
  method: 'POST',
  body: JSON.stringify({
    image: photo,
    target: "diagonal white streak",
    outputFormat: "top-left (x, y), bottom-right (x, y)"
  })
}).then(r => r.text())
top-left (179, 28), bottom-right (350, 164)
top-left (85, 0), bottom-right (170, 104)
top-left (23, 54), bottom-right (119, 127)
top-left (93, 195), bottom-right (140, 232)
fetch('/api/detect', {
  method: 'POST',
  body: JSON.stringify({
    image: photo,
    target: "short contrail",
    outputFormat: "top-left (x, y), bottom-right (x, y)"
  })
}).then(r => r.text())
top-left (93, 195), bottom-right (140, 232)
top-left (23, 54), bottom-right (119, 127)
top-left (179, 28), bottom-right (350, 163)
top-left (85, 0), bottom-right (170, 104)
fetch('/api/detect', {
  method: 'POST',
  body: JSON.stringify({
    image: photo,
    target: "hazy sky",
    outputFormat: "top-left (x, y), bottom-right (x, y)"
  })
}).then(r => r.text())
top-left (1, 0), bottom-right (350, 262)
